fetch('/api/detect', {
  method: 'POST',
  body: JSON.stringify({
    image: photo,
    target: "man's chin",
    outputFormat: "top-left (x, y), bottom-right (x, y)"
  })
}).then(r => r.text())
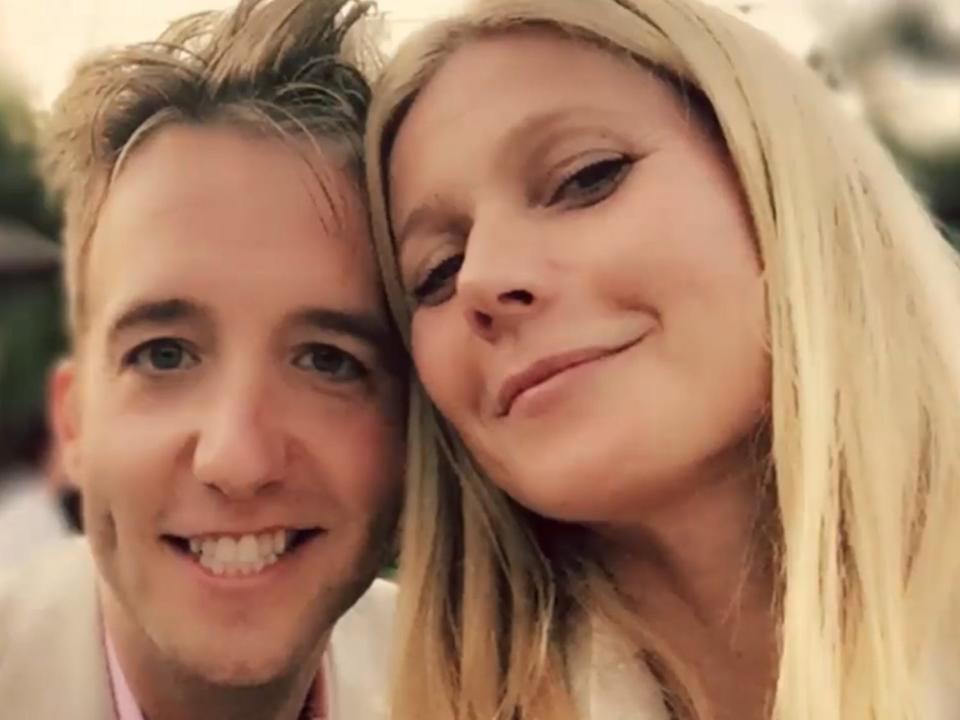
top-left (182, 651), bottom-right (299, 688)
top-left (159, 630), bottom-right (311, 688)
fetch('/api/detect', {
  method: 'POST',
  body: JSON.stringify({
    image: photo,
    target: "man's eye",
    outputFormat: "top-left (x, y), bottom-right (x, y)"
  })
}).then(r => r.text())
top-left (413, 254), bottom-right (464, 306)
top-left (124, 339), bottom-right (198, 373)
top-left (548, 156), bottom-right (633, 207)
top-left (293, 343), bottom-right (368, 382)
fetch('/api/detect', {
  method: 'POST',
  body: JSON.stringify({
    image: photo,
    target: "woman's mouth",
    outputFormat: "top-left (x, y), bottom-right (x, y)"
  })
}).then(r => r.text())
top-left (496, 337), bottom-right (645, 417)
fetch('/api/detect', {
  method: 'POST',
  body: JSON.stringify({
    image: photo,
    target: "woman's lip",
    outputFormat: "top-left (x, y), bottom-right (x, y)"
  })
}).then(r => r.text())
top-left (495, 337), bottom-right (644, 417)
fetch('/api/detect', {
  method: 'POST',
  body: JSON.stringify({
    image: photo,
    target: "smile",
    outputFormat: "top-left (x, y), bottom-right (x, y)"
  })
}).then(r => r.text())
top-left (496, 337), bottom-right (645, 417)
top-left (162, 528), bottom-right (323, 577)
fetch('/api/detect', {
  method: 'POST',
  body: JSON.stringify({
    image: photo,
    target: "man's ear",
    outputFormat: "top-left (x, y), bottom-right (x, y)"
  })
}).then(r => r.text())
top-left (49, 357), bottom-right (82, 487)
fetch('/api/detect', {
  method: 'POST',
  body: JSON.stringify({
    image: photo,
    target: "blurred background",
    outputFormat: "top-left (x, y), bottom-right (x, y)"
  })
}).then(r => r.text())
top-left (0, 0), bottom-right (958, 567)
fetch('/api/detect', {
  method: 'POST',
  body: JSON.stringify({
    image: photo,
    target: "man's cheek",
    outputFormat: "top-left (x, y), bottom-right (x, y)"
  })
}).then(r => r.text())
top-left (80, 480), bottom-right (120, 555)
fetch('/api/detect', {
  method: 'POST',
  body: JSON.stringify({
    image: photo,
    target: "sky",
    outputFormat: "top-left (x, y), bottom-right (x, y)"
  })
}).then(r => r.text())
top-left (0, 0), bottom-right (824, 108)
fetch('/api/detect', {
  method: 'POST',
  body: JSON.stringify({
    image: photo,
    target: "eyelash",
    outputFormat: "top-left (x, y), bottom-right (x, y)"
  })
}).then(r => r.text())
top-left (410, 155), bottom-right (633, 307)
top-left (123, 338), bottom-right (198, 374)
top-left (412, 254), bottom-right (464, 306)
top-left (292, 343), bottom-right (369, 383)
top-left (546, 154), bottom-right (634, 207)
top-left (122, 339), bottom-right (369, 383)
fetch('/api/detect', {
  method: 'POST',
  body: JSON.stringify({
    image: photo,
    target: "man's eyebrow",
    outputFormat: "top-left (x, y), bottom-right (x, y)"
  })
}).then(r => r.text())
top-left (108, 298), bottom-right (208, 343)
top-left (289, 307), bottom-right (392, 348)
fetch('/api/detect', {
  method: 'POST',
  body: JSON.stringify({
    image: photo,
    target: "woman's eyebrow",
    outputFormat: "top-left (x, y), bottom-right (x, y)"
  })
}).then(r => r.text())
top-left (394, 200), bottom-right (471, 252)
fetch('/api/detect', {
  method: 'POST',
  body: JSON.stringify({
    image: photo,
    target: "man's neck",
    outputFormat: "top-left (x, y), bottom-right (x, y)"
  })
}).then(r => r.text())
top-left (99, 583), bottom-right (325, 720)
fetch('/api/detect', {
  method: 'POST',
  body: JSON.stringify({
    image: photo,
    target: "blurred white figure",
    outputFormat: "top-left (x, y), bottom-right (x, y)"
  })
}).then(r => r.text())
top-left (806, 0), bottom-right (960, 153)
top-left (0, 379), bottom-right (72, 571)
top-left (0, 464), bottom-right (69, 572)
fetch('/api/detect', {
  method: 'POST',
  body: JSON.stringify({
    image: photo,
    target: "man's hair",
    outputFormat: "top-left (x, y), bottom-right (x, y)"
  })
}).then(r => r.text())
top-left (42, 0), bottom-right (376, 341)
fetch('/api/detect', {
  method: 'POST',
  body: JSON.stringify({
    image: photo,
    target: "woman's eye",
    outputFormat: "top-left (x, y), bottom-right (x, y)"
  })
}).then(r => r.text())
top-left (548, 156), bottom-right (633, 207)
top-left (124, 338), bottom-right (198, 373)
top-left (413, 254), bottom-right (464, 306)
top-left (293, 343), bottom-right (368, 382)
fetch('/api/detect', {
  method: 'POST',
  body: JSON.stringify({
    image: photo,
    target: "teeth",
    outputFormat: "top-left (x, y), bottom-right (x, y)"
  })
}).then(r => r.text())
top-left (216, 537), bottom-right (237, 563)
top-left (236, 535), bottom-right (258, 563)
top-left (192, 530), bottom-right (292, 576)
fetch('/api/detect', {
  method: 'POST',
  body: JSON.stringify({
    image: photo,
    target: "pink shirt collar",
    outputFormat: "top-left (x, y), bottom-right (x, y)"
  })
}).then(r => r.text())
top-left (104, 629), bottom-right (329, 720)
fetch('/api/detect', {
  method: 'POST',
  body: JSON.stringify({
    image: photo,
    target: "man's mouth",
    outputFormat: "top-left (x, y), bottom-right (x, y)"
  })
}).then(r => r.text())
top-left (161, 529), bottom-right (322, 577)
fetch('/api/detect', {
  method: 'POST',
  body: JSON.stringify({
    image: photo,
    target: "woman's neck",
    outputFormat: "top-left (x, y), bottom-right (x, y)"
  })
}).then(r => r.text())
top-left (593, 451), bottom-right (779, 719)
top-left (596, 443), bottom-right (776, 625)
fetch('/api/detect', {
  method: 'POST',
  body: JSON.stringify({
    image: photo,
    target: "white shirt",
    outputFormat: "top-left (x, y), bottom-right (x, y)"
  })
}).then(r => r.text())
top-left (319, 577), bottom-right (396, 720)
top-left (572, 618), bottom-right (670, 720)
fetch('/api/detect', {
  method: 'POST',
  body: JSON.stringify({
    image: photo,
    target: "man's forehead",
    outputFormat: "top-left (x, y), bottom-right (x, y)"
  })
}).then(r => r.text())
top-left (92, 124), bottom-right (367, 237)
top-left (101, 295), bottom-right (391, 346)
top-left (102, 124), bottom-right (362, 229)
top-left (82, 124), bottom-right (377, 337)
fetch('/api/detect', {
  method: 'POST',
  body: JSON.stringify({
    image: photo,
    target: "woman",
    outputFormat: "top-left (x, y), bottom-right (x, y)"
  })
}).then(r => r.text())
top-left (366, 0), bottom-right (960, 718)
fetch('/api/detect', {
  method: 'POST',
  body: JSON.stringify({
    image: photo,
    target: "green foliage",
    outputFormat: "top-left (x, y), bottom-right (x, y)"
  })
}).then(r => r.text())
top-left (0, 81), bottom-right (60, 238)
top-left (805, 5), bottom-right (960, 243)
top-left (0, 78), bottom-right (65, 465)
top-left (900, 148), bottom-right (960, 238)
top-left (0, 279), bottom-right (65, 437)
top-left (880, 131), bottom-right (960, 242)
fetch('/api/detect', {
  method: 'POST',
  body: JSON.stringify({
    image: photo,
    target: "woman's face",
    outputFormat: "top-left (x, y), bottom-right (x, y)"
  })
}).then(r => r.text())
top-left (388, 31), bottom-right (769, 523)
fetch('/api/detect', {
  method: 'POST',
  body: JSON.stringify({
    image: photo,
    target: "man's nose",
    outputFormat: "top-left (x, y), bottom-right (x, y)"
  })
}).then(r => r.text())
top-left (191, 373), bottom-right (287, 500)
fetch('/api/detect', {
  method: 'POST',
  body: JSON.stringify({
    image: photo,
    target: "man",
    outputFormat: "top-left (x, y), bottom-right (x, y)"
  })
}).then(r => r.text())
top-left (0, 1), bottom-right (406, 718)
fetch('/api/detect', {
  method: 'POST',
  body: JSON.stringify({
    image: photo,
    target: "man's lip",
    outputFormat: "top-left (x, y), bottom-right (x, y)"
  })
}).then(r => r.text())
top-left (495, 339), bottom-right (642, 417)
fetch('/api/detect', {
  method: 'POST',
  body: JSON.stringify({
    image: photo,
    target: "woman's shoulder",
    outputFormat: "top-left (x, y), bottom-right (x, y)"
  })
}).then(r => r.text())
top-left (572, 618), bottom-right (960, 719)
top-left (330, 578), bottom-right (396, 662)
top-left (568, 614), bottom-right (672, 720)
top-left (326, 579), bottom-right (397, 720)
top-left (924, 635), bottom-right (960, 718)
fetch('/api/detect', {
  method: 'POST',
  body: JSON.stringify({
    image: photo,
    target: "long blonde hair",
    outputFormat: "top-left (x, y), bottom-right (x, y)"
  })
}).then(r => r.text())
top-left (365, 1), bottom-right (960, 718)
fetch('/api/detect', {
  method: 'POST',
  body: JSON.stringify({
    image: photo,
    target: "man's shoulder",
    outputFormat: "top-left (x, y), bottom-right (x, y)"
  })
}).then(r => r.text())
top-left (328, 578), bottom-right (397, 720)
top-left (0, 536), bottom-right (96, 630)
top-left (0, 537), bottom-right (112, 720)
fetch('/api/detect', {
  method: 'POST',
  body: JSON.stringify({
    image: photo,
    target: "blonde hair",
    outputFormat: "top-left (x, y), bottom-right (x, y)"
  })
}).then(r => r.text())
top-left (365, 0), bottom-right (960, 718)
top-left (42, 0), bottom-right (378, 341)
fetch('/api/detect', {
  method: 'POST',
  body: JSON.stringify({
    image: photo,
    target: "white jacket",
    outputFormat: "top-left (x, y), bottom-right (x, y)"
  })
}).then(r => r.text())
top-left (0, 537), bottom-right (394, 719)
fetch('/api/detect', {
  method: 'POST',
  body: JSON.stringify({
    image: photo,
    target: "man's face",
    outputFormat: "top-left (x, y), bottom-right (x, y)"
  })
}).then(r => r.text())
top-left (52, 124), bottom-right (405, 685)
